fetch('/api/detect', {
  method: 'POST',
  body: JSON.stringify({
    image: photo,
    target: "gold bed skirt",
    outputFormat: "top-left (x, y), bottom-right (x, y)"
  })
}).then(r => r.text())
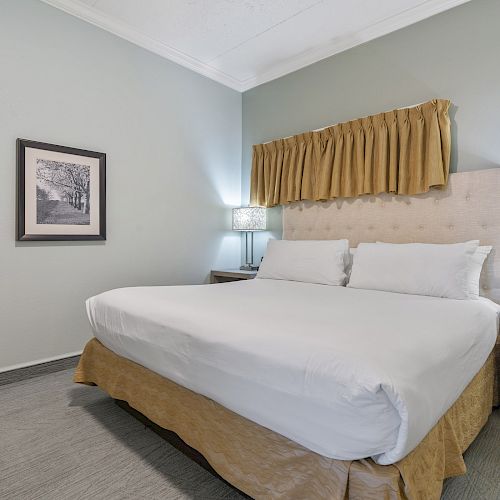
top-left (74, 339), bottom-right (495, 500)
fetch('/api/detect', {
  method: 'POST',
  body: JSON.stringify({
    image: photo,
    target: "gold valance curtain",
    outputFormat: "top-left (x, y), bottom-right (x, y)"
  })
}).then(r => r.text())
top-left (250, 99), bottom-right (451, 208)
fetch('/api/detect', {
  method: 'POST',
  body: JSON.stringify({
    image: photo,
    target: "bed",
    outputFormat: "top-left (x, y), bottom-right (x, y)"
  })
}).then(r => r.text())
top-left (75, 168), bottom-right (500, 499)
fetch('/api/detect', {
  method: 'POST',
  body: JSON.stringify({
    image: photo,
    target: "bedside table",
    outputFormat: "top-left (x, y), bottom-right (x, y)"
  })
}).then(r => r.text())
top-left (210, 269), bottom-right (257, 284)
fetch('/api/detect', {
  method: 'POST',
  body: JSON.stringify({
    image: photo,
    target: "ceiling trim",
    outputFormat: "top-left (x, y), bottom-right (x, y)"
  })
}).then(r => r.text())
top-left (40, 0), bottom-right (471, 93)
top-left (238, 0), bottom-right (471, 91)
top-left (40, 0), bottom-right (243, 90)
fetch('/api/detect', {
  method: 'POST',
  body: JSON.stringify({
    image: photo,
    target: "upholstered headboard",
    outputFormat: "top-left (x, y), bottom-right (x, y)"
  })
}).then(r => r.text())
top-left (283, 168), bottom-right (500, 303)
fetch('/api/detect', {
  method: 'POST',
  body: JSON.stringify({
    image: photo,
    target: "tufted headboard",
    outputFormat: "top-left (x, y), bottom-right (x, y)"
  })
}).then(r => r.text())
top-left (283, 168), bottom-right (500, 304)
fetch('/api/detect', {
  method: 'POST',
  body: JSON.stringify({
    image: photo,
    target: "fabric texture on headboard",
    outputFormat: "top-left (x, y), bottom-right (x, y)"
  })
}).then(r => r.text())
top-left (283, 168), bottom-right (500, 304)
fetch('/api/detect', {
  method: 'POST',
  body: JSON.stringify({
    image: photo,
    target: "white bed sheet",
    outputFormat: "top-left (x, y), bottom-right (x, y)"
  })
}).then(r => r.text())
top-left (86, 279), bottom-right (498, 464)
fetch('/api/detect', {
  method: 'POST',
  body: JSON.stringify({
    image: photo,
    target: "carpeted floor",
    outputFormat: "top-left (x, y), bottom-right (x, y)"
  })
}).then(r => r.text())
top-left (0, 369), bottom-right (498, 500)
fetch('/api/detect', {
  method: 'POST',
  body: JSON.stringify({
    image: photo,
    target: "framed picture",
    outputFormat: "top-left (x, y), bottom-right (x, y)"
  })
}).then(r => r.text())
top-left (17, 139), bottom-right (106, 241)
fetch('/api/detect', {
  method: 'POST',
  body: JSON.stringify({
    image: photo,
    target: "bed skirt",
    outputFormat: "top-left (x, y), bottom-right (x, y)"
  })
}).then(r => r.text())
top-left (74, 338), bottom-right (495, 500)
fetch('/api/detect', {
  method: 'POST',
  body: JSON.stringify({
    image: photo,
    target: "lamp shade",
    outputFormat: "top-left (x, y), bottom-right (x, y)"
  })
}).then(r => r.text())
top-left (232, 207), bottom-right (266, 231)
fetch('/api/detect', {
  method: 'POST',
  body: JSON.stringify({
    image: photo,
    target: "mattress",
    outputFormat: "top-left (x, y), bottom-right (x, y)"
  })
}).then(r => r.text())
top-left (86, 279), bottom-right (498, 464)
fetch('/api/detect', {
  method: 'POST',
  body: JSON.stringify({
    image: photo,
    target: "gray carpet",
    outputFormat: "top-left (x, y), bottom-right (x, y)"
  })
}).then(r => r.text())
top-left (0, 356), bottom-right (80, 387)
top-left (0, 369), bottom-right (498, 500)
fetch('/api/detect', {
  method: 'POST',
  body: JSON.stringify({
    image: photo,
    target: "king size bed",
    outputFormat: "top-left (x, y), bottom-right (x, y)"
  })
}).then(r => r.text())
top-left (75, 169), bottom-right (500, 499)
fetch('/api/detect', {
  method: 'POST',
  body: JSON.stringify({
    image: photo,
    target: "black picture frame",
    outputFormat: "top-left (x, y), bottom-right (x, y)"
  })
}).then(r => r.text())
top-left (17, 139), bottom-right (106, 241)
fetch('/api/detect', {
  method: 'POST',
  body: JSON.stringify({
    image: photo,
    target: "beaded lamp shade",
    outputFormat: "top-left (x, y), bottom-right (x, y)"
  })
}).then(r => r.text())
top-left (232, 207), bottom-right (266, 231)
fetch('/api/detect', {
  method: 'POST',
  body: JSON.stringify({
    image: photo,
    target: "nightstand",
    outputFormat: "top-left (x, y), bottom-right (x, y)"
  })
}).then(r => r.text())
top-left (210, 269), bottom-right (257, 284)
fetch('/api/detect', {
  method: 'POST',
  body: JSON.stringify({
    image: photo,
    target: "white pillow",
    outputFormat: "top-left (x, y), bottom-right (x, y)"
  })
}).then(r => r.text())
top-left (372, 241), bottom-right (491, 299)
top-left (257, 239), bottom-right (349, 286)
top-left (469, 245), bottom-right (492, 297)
top-left (347, 241), bottom-right (480, 299)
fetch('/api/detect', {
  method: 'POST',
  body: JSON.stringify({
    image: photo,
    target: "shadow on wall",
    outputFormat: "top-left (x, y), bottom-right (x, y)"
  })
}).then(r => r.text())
top-left (449, 104), bottom-right (458, 173)
top-left (438, 104), bottom-right (497, 174)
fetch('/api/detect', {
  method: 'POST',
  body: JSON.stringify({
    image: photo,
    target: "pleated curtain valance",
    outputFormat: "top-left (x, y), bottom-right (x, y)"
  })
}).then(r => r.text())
top-left (250, 99), bottom-right (451, 208)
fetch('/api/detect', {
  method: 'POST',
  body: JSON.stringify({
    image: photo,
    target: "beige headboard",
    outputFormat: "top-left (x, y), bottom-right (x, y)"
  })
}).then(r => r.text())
top-left (283, 168), bottom-right (500, 303)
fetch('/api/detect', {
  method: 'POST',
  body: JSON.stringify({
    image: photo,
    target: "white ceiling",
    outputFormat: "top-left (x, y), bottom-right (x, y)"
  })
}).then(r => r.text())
top-left (41, 0), bottom-right (470, 92)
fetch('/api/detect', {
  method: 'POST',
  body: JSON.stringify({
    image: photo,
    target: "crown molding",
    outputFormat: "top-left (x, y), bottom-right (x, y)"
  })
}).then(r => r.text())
top-left (239, 0), bottom-right (472, 91)
top-left (40, 0), bottom-right (471, 93)
top-left (40, 0), bottom-right (243, 91)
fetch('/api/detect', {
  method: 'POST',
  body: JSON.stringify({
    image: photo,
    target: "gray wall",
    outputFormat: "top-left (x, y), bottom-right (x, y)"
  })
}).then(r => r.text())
top-left (242, 0), bottom-right (500, 262)
top-left (0, 0), bottom-right (242, 370)
top-left (3, 0), bottom-right (500, 370)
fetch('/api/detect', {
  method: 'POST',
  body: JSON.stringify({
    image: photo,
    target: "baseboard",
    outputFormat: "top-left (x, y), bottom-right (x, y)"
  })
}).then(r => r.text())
top-left (0, 351), bottom-right (82, 386)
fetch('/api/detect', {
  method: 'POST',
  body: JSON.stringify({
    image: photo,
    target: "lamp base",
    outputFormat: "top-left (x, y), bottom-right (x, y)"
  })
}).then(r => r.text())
top-left (240, 264), bottom-right (259, 271)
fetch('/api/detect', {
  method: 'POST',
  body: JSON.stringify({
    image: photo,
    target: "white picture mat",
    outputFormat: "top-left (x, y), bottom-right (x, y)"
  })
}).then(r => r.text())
top-left (25, 147), bottom-right (100, 235)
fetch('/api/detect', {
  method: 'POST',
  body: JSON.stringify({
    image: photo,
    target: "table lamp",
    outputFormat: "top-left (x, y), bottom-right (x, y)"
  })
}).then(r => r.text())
top-left (232, 207), bottom-right (266, 270)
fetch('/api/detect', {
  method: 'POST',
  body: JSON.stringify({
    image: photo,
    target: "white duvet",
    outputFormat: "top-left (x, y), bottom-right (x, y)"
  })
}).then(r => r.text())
top-left (86, 279), bottom-right (498, 464)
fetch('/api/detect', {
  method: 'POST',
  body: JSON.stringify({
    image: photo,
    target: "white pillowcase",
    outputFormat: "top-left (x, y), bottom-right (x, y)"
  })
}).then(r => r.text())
top-left (348, 241), bottom-right (481, 299)
top-left (468, 245), bottom-right (492, 297)
top-left (257, 239), bottom-right (349, 286)
top-left (372, 241), bottom-right (491, 299)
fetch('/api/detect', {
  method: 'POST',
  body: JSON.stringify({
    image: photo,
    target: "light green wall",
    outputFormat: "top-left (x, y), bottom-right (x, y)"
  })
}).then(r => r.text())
top-left (2, 0), bottom-right (500, 370)
top-left (0, 0), bottom-right (242, 370)
top-left (242, 0), bottom-right (500, 261)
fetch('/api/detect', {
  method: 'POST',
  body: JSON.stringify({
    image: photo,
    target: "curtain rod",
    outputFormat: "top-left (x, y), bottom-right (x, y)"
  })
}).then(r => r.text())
top-left (261, 100), bottom-right (429, 144)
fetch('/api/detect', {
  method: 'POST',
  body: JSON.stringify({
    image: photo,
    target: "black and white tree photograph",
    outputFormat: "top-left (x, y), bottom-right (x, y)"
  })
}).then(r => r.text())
top-left (17, 139), bottom-right (106, 241)
top-left (36, 159), bottom-right (91, 225)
